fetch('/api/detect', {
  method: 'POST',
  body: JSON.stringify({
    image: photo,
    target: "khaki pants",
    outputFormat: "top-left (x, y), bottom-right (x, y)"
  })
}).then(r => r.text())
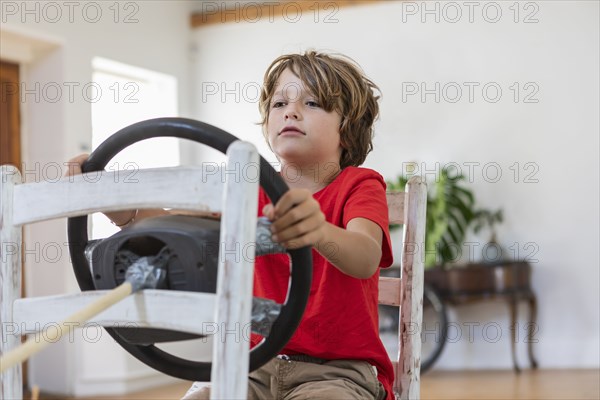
top-left (183, 355), bottom-right (387, 400)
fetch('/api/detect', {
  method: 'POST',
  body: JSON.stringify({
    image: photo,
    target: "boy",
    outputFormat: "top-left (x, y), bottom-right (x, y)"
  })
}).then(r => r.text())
top-left (68, 50), bottom-right (394, 399)
top-left (186, 51), bottom-right (394, 399)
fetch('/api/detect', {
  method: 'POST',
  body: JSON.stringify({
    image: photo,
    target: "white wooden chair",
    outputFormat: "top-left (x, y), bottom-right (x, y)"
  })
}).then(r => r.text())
top-left (381, 176), bottom-right (427, 399)
top-left (1, 153), bottom-right (426, 400)
top-left (0, 142), bottom-right (260, 400)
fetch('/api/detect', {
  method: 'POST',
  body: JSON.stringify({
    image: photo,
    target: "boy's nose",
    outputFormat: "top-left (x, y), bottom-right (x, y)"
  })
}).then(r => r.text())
top-left (284, 108), bottom-right (300, 120)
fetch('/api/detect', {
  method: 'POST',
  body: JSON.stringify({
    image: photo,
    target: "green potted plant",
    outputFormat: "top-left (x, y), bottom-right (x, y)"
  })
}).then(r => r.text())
top-left (386, 165), bottom-right (536, 374)
top-left (387, 164), bottom-right (503, 269)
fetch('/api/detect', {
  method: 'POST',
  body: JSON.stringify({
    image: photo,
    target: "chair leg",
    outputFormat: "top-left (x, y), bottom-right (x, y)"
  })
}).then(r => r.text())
top-left (1, 166), bottom-right (23, 399)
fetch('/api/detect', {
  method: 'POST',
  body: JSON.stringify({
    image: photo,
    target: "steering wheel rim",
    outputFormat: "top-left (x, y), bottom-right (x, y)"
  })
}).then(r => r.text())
top-left (67, 117), bottom-right (312, 381)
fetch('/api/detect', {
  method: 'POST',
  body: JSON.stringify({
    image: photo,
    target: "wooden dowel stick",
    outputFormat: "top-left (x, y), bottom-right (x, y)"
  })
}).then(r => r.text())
top-left (0, 282), bottom-right (133, 373)
top-left (31, 385), bottom-right (40, 400)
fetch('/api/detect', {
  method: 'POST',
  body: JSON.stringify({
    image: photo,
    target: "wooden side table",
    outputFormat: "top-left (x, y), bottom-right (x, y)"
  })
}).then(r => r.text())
top-left (425, 261), bottom-right (539, 372)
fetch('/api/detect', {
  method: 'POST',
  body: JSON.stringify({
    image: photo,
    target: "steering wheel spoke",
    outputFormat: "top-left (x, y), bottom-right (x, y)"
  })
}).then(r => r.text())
top-left (251, 297), bottom-right (282, 337)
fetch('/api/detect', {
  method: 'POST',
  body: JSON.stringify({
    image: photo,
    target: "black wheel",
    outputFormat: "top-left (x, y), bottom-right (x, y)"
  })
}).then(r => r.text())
top-left (67, 117), bottom-right (312, 381)
top-left (420, 284), bottom-right (448, 373)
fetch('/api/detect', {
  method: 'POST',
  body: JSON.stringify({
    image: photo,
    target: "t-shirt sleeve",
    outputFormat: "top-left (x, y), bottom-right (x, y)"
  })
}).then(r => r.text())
top-left (342, 172), bottom-right (394, 268)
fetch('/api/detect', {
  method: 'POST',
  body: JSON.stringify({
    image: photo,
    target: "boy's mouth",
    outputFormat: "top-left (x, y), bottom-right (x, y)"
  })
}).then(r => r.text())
top-left (279, 126), bottom-right (305, 135)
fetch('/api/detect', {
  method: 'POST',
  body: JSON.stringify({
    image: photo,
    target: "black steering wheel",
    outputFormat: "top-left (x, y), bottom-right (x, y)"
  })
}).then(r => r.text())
top-left (67, 117), bottom-right (312, 381)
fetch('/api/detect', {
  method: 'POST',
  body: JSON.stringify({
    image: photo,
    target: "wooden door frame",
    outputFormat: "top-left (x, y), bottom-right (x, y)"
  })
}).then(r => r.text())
top-left (1, 60), bottom-right (21, 168)
top-left (0, 58), bottom-right (27, 391)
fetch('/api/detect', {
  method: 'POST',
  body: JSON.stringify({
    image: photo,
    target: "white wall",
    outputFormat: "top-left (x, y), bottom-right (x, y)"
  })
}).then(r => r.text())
top-left (190, 1), bottom-right (599, 370)
top-left (1, 2), bottom-right (597, 395)
top-left (1, 1), bottom-right (196, 395)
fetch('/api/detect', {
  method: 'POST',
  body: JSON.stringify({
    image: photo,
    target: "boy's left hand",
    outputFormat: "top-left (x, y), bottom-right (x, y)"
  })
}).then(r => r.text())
top-left (262, 189), bottom-right (328, 249)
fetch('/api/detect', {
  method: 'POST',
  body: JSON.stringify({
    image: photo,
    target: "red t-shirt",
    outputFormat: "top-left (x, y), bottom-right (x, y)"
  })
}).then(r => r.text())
top-left (252, 166), bottom-right (395, 399)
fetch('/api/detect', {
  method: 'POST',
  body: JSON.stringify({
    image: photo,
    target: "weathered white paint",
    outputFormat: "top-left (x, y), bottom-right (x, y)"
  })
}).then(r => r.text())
top-left (12, 166), bottom-right (223, 226)
top-left (378, 277), bottom-right (402, 307)
top-left (3, 144), bottom-right (262, 397)
top-left (386, 192), bottom-right (406, 225)
top-left (379, 182), bottom-right (427, 399)
top-left (13, 290), bottom-right (216, 335)
top-left (210, 141), bottom-right (259, 400)
top-left (1, 166), bottom-right (23, 400)
top-left (1, 282), bottom-right (134, 373)
top-left (398, 176), bottom-right (427, 400)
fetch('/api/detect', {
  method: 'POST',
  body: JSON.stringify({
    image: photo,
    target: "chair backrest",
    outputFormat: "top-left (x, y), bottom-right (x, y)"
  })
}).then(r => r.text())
top-left (380, 176), bottom-right (427, 400)
top-left (0, 142), bottom-right (260, 400)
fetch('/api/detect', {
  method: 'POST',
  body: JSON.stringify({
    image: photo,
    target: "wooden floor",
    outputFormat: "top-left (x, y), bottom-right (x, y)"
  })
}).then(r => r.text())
top-left (32, 369), bottom-right (599, 400)
top-left (421, 369), bottom-right (599, 400)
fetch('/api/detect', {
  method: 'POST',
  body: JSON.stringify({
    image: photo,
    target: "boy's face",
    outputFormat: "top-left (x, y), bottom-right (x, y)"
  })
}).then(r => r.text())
top-left (267, 68), bottom-right (342, 168)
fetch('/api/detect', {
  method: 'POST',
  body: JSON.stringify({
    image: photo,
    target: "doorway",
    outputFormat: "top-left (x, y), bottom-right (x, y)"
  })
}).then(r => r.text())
top-left (0, 60), bottom-right (21, 167)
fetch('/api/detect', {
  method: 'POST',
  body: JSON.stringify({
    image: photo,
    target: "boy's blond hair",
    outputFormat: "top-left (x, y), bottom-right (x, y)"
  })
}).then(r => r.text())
top-left (259, 51), bottom-right (380, 169)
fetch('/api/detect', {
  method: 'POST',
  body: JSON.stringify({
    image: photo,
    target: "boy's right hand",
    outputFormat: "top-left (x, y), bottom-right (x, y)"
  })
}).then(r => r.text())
top-left (65, 153), bottom-right (90, 178)
top-left (262, 188), bottom-right (329, 250)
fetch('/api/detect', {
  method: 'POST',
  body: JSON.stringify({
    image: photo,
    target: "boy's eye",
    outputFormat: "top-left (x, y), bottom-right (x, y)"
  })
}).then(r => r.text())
top-left (272, 101), bottom-right (285, 108)
top-left (306, 100), bottom-right (320, 107)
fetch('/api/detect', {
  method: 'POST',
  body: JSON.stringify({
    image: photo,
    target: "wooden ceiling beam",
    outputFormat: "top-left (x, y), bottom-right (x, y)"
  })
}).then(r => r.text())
top-left (191, 0), bottom-right (385, 28)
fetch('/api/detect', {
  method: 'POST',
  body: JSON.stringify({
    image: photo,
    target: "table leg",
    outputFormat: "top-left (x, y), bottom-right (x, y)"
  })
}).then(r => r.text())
top-left (509, 296), bottom-right (521, 373)
top-left (527, 293), bottom-right (539, 369)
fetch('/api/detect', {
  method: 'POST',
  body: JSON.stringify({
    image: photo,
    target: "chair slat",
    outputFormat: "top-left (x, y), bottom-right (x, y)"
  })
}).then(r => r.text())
top-left (386, 191), bottom-right (405, 225)
top-left (13, 290), bottom-right (216, 335)
top-left (378, 276), bottom-right (402, 306)
top-left (12, 166), bottom-right (223, 226)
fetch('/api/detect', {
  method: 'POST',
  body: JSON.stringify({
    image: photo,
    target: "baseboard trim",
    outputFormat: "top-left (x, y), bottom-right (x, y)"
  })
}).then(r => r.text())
top-left (73, 370), bottom-right (182, 397)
